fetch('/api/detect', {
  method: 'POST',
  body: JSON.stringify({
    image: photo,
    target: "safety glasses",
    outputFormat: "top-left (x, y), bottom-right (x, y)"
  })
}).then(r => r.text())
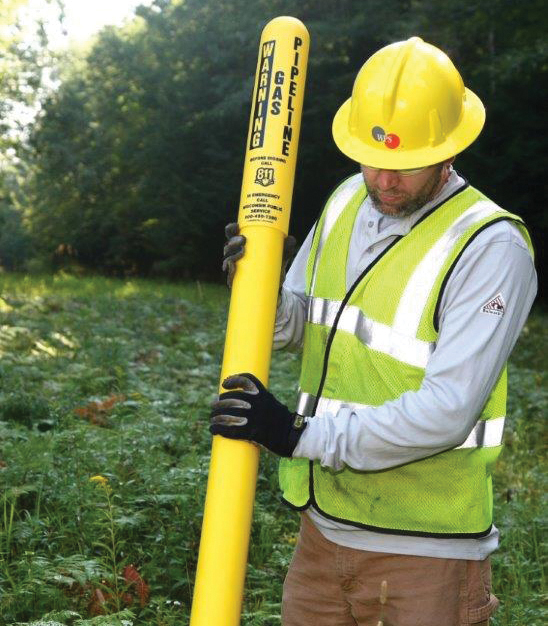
top-left (363, 165), bottom-right (431, 177)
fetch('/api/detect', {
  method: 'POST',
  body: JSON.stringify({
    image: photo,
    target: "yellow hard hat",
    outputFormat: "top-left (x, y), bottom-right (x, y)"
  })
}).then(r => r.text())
top-left (332, 37), bottom-right (485, 169)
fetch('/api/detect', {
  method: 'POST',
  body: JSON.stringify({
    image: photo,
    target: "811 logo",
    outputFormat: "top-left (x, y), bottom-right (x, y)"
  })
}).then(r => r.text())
top-left (371, 126), bottom-right (400, 149)
top-left (255, 167), bottom-right (275, 186)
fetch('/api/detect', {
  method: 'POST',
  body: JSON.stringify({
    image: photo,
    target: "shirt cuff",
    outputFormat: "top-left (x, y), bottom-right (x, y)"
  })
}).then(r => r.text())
top-left (292, 415), bottom-right (346, 471)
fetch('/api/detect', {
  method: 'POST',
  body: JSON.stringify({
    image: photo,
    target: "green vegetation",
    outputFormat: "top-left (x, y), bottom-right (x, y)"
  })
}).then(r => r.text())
top-left (0, 275), bottom-right (545, 625)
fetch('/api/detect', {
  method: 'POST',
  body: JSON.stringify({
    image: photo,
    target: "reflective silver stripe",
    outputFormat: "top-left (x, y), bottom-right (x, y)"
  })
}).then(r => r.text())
top-left (311, 174), bottom-right (363, 295)
top-left (307, 296), bottom-right (343, 327)
top-left (393, 200), bottom-right (505, 337)
top-left (307, 296), bottom-right (435, 368)
top-left (296, 391), bottom-right (316, 415)
top-left (296, 391), bottom-right (371, 416)
top-left (297, 391), bottom-right (505, 449)
top-left (455, 416), bottom-right (505, 449)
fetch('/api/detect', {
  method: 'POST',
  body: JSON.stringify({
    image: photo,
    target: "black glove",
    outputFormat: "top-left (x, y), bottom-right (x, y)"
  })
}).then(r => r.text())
top-left (222, 222), bottom-right (297, 288)
top-left (210, 373), bottom-right (306, 457)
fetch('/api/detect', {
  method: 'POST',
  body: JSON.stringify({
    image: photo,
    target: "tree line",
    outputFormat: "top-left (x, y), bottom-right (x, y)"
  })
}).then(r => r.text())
top-left (1, 0), bottom-right (546, 290)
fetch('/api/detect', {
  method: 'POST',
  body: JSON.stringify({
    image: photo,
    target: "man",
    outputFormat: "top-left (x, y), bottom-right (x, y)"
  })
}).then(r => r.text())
top-left (211, 37), bottom-right (537, 625)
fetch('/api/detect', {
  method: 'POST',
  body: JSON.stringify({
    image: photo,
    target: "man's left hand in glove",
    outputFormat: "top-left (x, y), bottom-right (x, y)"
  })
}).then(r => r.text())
top-left (210, 373), bottom-right (307, 457)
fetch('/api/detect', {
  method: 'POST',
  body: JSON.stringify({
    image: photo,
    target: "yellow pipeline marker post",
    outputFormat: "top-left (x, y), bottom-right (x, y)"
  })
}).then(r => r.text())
top-left (190, 16), bottom-right (309, 626)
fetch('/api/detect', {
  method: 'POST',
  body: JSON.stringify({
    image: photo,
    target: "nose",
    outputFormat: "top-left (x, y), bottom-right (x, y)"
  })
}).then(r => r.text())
top-left (375, 170), bottom-right (400, 190)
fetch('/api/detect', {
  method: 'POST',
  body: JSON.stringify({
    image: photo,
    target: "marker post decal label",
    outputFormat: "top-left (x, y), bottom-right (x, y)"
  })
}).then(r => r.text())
top-left (239, 29), bottom-right (308, 233)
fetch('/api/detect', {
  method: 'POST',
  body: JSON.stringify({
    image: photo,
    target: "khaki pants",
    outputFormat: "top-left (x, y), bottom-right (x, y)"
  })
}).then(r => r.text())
top-left (282, 514), bottom-right (498, 626)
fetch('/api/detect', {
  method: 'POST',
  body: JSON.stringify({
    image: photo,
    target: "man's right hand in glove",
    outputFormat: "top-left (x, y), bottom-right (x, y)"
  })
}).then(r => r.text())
top-left (222, 222), bottom-right (296, 288)
top-left (210, 373), bottom-right (307, 457)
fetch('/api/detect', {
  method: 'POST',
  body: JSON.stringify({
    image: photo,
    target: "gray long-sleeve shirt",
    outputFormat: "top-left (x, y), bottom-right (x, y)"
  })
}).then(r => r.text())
top-left (274, 170), bottom-right (537, 559)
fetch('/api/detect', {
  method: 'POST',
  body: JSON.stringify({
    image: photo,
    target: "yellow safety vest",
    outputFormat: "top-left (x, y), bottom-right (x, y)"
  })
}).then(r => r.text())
top-left (279, 174), bottom-right (532, 537)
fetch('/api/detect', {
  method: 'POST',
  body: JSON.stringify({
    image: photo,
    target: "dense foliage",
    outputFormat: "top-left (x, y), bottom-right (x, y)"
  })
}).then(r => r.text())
top-left (0, 0), bottom-right (546, 286)
top-left (0, 0), bottom-right (62, 271)
top-left (0, 275), bottom-right (545, 624)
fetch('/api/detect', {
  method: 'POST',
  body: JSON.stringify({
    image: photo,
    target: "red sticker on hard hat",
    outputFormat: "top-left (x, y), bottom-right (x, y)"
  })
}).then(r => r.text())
top-left (385, 134), bottom-right (400, 149)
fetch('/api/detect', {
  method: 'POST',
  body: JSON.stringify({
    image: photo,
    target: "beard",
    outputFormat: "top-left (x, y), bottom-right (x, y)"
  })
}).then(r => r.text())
top-left (366, 164), bottom-right (444, 218)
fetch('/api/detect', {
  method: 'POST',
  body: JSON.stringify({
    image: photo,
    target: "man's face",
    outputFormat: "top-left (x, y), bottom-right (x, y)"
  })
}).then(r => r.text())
top-left (361, 162), bottom-right (448, 218)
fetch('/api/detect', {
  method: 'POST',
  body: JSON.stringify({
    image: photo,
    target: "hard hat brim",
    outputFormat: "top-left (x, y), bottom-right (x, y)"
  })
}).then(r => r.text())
top-left (332, 87), bottom-right (485, 169)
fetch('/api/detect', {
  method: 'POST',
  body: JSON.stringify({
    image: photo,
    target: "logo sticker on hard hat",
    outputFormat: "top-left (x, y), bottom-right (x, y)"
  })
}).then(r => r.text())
top-left (372, 126), bottom-right (385, 142)
top-left (371, 126), bottom-right (401, 149)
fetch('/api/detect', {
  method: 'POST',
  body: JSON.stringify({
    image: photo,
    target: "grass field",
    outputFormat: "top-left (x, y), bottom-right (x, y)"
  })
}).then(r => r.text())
top-left (0, 274), bottom-right (545, 625)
